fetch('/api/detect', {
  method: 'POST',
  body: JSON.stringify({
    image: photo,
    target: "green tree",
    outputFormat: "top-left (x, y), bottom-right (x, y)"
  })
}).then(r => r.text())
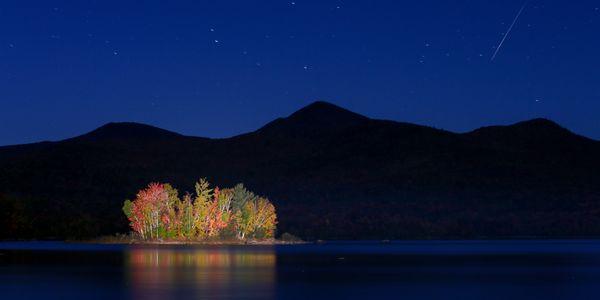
top-left (192, 178), bottom-right (212, 238)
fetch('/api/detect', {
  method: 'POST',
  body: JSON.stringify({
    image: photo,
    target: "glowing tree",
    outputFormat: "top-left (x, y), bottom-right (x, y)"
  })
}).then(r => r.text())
top-left (123, 179), bottom-right (278, 240)
top-left (123, 182), bottom-right (169, 239)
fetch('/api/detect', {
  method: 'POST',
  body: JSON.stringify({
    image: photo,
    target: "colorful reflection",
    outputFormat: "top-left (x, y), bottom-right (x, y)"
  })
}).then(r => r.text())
top-left (126, 247), bottom-right (276, 299)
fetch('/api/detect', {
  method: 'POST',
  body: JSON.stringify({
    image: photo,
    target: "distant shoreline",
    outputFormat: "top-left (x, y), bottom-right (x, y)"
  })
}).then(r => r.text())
top-left (83, 235), bottom-right (305, 245)
top-left (6, 237), bottom-right (600, 245)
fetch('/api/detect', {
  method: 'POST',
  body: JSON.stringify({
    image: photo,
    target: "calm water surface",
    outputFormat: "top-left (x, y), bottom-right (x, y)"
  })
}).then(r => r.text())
top-left (2, 240), bottom-right (600, 299)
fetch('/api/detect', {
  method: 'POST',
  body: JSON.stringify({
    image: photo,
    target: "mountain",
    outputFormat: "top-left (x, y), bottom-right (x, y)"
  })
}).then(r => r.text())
top-left (256, 101), bottom-right (370, 137)
top-left (1, 101), bottom-right (600, 240)
top-left (74, 122), bottom-right (184, 141)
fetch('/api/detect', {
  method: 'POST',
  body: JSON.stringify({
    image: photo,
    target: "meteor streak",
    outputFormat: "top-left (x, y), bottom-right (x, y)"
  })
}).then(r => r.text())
top-left (491, 1), bottom-right (528, 61)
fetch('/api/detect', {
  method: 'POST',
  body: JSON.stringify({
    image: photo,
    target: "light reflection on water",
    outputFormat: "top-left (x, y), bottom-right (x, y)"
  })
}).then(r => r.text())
top-left (4, 241), bottom-right (600, 299)
top-left (126, 247), bottom-right (276, 299)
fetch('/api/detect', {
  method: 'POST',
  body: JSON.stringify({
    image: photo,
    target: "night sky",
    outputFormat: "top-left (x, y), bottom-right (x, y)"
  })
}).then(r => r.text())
top-left (1, 0), bottom-right (599, 146)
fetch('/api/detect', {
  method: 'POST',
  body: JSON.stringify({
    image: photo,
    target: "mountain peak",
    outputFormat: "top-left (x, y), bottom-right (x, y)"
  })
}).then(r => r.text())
top-left (76, 122), bottom-right (182, 141)
top-left (289, 101), bottom-right (367, 121)
top-left (466, 117), bottom-right (593, 147)
top-left (257, 101), bottom-right (369, 136)
top-left (512, 118), bottom-right (563, 130)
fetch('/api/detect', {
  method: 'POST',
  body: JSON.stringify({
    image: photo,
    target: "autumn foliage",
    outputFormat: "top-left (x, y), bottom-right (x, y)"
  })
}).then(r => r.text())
top-left (122, 179), bottom-right (277, 240)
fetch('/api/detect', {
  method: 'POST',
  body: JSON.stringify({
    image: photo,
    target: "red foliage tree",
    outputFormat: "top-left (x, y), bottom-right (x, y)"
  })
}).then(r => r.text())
top-left (124, 183), bottom-right (168, 239)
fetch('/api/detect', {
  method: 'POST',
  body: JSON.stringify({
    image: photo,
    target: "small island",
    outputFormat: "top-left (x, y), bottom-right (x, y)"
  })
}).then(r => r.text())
top-left (114, 179), bottom-right (291, 244)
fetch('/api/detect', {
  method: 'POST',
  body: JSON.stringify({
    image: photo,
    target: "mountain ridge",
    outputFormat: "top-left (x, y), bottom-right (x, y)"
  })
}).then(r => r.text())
top-left (1, 101), bottom-right (594, 146)
top-left (1, 101), bottom-right (599, 240)
top-left (73, 121), bottom-right (184, 141)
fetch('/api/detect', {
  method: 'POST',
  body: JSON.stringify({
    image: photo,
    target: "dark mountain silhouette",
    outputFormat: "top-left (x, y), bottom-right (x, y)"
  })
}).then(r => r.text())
top-left (256, 101), bottom-right (370, 136)
top-left (74, 122), bottom-right (184, 141)
top-left (1, 101), bottom-right (600, 240)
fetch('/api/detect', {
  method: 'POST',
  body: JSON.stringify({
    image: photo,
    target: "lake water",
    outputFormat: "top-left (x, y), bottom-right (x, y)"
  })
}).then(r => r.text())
top-left (2, 240), bottom-right (600, 299)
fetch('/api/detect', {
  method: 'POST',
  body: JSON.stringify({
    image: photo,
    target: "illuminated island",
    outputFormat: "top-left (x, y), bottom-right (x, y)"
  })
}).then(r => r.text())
top-left (107, 179), bottom-right (294, 244)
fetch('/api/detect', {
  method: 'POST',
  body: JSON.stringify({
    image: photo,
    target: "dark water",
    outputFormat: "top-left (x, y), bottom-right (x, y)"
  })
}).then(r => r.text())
top-left (2, 240), bottom-right (600, 299)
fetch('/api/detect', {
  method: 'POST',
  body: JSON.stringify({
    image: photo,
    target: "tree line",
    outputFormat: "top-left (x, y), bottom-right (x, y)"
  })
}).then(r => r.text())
top-left (122, 179), bottom-right (277, 240)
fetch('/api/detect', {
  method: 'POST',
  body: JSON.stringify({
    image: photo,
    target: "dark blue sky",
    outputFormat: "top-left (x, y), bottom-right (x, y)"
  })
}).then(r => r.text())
top-left (1, 0), bottom-right (599, 145)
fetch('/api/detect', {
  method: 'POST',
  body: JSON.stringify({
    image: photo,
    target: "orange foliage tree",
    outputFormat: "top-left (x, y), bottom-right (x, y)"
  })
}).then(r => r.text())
top-left (123, 179), bottom-right (277, 240)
